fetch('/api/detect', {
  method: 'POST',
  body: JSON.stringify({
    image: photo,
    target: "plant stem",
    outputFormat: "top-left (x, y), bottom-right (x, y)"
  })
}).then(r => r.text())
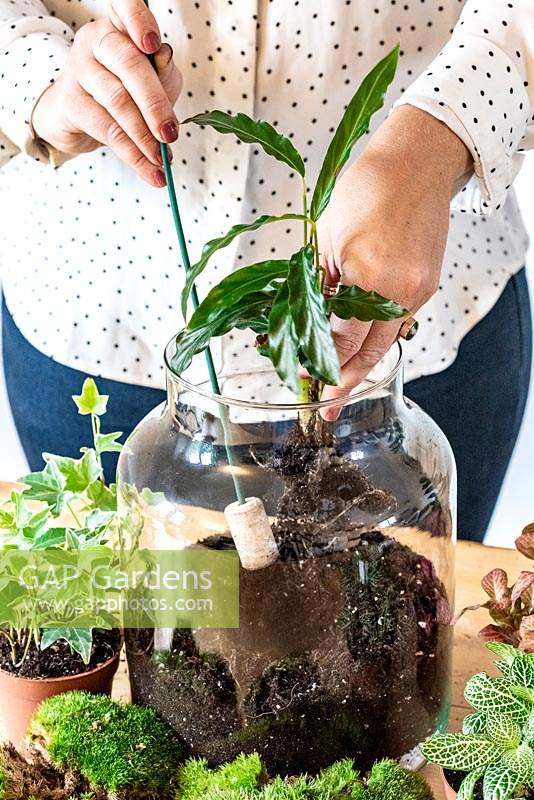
top-left (67, 501), bottom-right (83, 528)
top-left (301, 179), bottom-right (309, 246)
top-left (15, 628), bottom-right (33, 669)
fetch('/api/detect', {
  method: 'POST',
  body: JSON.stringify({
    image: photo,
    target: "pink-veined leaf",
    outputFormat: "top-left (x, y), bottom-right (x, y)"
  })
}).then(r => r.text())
top-left (516, 526), bottom-right (534, 560)
top-left (479, 625), bottom-right (518, 646)
top-left (481, 569), bottom-right (511, 604)
top-left (512, 571), bottom-right (534, 606)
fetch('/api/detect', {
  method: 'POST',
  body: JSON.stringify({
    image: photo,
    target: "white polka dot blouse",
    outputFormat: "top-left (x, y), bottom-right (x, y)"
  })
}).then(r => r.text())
top-left (0, 0), bottom-right (532, 393)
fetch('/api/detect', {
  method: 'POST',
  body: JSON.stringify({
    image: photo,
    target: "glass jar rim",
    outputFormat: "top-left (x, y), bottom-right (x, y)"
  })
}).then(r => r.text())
top-left (164, 338), bottom-right (403, 411)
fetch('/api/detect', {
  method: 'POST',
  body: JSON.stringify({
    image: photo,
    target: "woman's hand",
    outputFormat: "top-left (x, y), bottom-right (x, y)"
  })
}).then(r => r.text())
top-left (32, 0), bottom-right (182, 187)
top-left (319, 105), bottom-right (472, 420)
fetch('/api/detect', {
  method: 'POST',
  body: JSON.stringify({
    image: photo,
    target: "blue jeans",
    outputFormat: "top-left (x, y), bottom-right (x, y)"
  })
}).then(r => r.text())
top-left (3, 269), bottom-right (532, 542)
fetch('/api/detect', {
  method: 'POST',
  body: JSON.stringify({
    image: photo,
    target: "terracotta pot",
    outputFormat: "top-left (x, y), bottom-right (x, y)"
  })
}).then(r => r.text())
top-left (0, 649), bottom-right (121, 748)
top-left (441, 769), bottom-right (457, 800)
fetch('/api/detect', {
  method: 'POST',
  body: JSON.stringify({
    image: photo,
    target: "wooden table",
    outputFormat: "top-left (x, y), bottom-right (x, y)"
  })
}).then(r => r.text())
top-left (0, 483), bottom-right (526, 796)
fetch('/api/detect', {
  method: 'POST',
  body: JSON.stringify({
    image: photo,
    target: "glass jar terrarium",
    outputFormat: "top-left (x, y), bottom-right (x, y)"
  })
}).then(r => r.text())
top-left (117, 342), bottom-right (455, 776)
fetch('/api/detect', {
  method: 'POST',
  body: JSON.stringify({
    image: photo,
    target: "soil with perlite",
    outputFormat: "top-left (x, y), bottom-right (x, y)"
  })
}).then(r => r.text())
top-left (127, 415), bottom-right (452, 776)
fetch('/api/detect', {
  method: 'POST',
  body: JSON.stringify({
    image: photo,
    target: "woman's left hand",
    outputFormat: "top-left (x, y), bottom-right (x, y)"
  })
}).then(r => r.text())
top-left (318, 105), bottom-right (472, 420)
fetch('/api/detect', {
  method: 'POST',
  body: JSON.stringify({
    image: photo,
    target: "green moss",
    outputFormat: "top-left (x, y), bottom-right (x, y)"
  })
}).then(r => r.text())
top-left (178, 756), bottom-right (364, 800)
top-left (367, 760), bottom-right (434, 800)
top-left (177, 753), bottom-right (263, 800)
top-left (30, 691), bottom-right (183, 794)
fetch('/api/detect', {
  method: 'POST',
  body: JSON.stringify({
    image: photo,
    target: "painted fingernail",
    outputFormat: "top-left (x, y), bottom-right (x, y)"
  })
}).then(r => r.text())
top-left (142, 31), bottom-right (161, 53)
top-left (154, 169), bottom-right (166, 187)
top-left (167, 145), bottom-right (174, 162)
top-left (161, 120), bottom-right (179, 143)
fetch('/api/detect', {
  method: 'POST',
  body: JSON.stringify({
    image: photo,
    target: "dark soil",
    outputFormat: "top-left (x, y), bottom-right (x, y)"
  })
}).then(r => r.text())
top-left (265, 417), bottom-right (394, 560)
top-left (0, 629), bottom-right (121, 678)
top-left (126, 413), bottom-right (452, 776)
top-left (0, 743), bottom-right (104, 800)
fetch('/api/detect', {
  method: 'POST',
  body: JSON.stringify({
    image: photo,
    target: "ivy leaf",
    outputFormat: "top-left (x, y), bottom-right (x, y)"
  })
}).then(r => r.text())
top-left (33, 527), bottom-right (68, 550)
top-left (310, 45), bottom-right (399, 220)
top-left (181, 213), bottom-right (308, 318)
top-left (0, 508), bottom-right (13, 529)
top-left (267, 281), bottom-right (300, 395)
top-left (185, 111), bottom-right (305, 177)
top-left (458, 770), bottom-right (485, 800)
top-left (187, 260), bottom-right (288, 331)
top-left (41, 627), bottom-right (93, 665)
top-left (482, 763), bottom-right (520, 800)
top-left (171, 291), bottom-right (276, 375)
top-left (11, 491), bottom-right (32, 530)
top-left (85, 509), bottom-right (116, 530)
top-left (420, 734), bottom-right (504, 772)
top-left (287, 245), bottom-right (340, 386)
top-left (328, 285), bottom-right (408, 322)
top-left (86, 481), bottom-right (117, 512)
top-left (18, 461), bottom-right (68, 515)
top-left (20, 508), bottom-right (51, 541)
top-left (94, 431), bottom-right (123, 455)
top-left (43, 450), bottom-right (102, 493)
top-left (72, 378), bottom-right (108, 416)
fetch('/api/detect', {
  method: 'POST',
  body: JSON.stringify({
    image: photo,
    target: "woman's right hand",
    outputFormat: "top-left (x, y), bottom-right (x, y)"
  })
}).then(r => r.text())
top-left (31, 0), bottom-right (183, 187)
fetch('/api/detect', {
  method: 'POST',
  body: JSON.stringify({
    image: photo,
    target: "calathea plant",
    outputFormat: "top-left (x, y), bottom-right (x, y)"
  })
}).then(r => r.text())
top-left (454, 524), bottom-right (534, 652)
top-left (171, 46), bottom-right (408, 396)
top-left (0, 379), bottom-right (121, 666)
top-left (421, 642), bottom-right (534, 800)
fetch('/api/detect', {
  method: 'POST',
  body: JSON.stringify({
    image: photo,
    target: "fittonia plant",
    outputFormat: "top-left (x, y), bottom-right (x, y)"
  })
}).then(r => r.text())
top-left (171, 46), bottom-right (408, 396)
top-left (421, 642), bottom-right (534, 800)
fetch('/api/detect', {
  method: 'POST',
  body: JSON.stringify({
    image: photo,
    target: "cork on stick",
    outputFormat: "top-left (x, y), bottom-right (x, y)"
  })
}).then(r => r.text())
top-left (224, 496), bottom-right (279, 570)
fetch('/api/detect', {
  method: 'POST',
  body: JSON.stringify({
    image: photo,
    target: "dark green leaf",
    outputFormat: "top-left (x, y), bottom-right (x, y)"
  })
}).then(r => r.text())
top-left (72, 378), bottom-right (108, 416)
top-left (43, 450), bottom-right (102, 493)
top-left (181, 213), bottom-right (308, 318)
top-left (328, 285), bottom-right (408, 321)
top-left (187, 259), bottom-right (288, 331)
top-left (171, 291), bottom-right (276, 375)
top-left (287, 246), bottom-right (340, 385)
top-left (185, 110), bottom-right (305, 177)
top-left (310, 46), bottom-right (399, 220)
top-left (267, 281), bottom-right (300, 394)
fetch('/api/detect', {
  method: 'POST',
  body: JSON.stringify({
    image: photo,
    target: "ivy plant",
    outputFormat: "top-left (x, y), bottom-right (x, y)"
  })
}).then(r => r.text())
top-left (421, 642), bottom-right (534, 800)
top-left (171, 47), bottom-right (409, 395)
top-left (0, 379), bottom-right (122, 666)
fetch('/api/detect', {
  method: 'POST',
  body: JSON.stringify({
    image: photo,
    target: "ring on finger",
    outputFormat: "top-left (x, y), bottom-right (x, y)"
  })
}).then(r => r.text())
top-left (398, 316), bottom-right (419, 341)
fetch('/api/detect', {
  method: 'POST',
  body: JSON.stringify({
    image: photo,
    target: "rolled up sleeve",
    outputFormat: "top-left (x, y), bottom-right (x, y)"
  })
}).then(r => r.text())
top-left (395, 0), bottom-right (534, 215)
top-left (0, 2), bottom-right (73, 168)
